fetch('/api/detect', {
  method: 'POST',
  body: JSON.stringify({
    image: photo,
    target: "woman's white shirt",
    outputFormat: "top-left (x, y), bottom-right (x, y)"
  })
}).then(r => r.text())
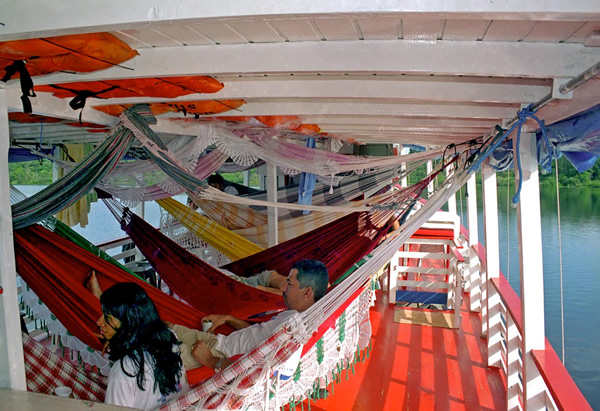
top-left (106, 351), bottom-right (188, 410)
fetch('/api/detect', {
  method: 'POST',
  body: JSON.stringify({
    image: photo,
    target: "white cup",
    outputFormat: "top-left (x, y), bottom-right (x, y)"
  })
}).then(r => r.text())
top-left (54, 386), bottom-right (72, 398)
top-left (202, 321), bottom-right (212, 332)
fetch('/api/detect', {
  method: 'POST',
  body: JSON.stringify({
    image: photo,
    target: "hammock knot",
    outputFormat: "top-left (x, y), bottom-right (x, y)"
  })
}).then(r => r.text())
top-left (285, 313), bottom-right (311, 345)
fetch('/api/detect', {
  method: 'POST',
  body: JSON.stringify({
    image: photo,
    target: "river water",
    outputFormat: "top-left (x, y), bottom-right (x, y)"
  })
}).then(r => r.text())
top-left (16, 184), bottom-right (600, 407)
top-left (456, 184), bottom-right (600, 408)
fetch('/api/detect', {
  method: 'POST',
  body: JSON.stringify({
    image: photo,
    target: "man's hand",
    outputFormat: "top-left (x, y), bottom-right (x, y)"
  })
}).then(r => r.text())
top-left (201, 314), bottom-right (229, 333)
top-left (201, 314), bottom-right (251, 332)
top-left (191, 341), bottom-right (219, 369)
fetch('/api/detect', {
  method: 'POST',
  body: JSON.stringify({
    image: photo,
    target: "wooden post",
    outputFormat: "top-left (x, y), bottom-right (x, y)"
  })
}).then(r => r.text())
top-left (482, 160), bottom-right (502, 366)
top-left (266, 162), bottom-right (278, 247)
top-left (0, 88), bottom-right (27, 390)
top-left (514, 132), bottom-right (546, 409)
top-left (467, 174), bottom-right (481, 312)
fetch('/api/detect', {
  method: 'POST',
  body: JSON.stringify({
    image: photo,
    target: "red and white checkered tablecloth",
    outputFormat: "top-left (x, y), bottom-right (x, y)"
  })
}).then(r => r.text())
top-left (22, 333), bottom-right (108, 402)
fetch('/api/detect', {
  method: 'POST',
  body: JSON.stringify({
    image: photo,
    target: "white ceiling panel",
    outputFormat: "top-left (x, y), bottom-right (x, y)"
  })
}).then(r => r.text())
top-left (524, 21), bottom-right (587, 42)
top-left (153, 25), bottom-right (215, 46)
top-left (564, 21), bottom-right (600, 43)
top-left (112, 31), bottom-right (152, 49)
top-left (188, 23), bottom-right (247, 45)
top-left (117, 28), bottom-right (181, 47)
top-left (443, 20), bottom-right (490, 41)
top-left (483, 20), bottom-right (538, 41)
top-left (227, 21), bottom-right (284, 43)
top-left (356, 16), bottom-right (401, 40)
top-left (313, 17), bottom-right (359, 41)
top-left (270, 19), bottom-right (322, 41)
top-left (402, 18), bottom-right (445, 40)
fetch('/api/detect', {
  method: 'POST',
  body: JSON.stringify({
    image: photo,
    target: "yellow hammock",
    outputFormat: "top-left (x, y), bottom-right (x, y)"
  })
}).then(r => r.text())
top-left (160, 192), bottom-right (392, 255)
top-left (156, 198), bottom-right (264, 261)
top-left (196, 199), bottom-right (267, 230)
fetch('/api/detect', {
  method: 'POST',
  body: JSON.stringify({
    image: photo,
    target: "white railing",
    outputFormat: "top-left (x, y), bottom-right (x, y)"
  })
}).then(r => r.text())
top-left (472, 243), bottom-right (591, 411)
top-left (387, 211), bottom-right (464, 327)
top-left (97, 236), bottom-right (136, 263)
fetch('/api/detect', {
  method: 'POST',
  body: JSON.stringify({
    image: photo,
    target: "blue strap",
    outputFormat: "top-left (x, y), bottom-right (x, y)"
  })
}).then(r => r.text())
top-left (469, 105), bottom-right (552, 205)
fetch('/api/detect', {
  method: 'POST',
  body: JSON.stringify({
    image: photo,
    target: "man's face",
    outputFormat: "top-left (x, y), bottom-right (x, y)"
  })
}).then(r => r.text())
top-left (282, 269), bottom-right (303, 310)
top-left (209, 182), bottom-right (223, 191)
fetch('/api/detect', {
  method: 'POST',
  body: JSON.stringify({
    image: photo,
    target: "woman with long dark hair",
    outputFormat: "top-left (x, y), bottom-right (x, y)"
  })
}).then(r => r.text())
top-left (98, 282), bottom-right (187, 409)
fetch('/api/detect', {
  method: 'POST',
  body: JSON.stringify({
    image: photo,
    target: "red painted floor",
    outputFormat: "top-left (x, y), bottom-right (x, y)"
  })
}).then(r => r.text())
top-left (300, 291), bottom-right (506, 411)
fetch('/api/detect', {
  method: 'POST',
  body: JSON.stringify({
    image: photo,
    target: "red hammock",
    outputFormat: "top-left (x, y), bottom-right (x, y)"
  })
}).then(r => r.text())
top-left (121, 205), bottom-right (394, 319)
top-left (14, 224), bottom-right (206, 352)
top-left (121, 211), bottom-right (287, 319)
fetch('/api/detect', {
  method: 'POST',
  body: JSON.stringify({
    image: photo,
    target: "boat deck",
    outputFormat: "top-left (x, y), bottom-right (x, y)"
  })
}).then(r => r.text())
top-left (307, 290), bottom-right (506, 410)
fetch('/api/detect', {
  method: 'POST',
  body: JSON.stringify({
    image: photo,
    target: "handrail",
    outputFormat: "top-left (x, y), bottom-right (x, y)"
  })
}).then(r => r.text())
top-left (97, 235), bottom-right (131, 250)
top-left (471, 241), bottom-right (591, 410)
top-left (450, 245), bottom-right (465, 262)
top-left (491, 274), bottom-right (523, 336)
top-left (532, 341), bottom-right (592, 411)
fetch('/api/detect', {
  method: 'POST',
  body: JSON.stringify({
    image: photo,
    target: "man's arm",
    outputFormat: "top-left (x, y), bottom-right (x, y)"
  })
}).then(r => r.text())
top-left (268, 270), bottom-right (287, 290)
top-left (202, 314), bottom-right (251, 333)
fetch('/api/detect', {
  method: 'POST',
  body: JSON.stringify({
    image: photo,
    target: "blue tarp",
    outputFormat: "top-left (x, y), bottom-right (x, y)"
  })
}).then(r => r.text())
top-left (8, 147), bottom-right (55, 163)
top-left (297, 137), bottom-right (317, 214)
top-left (537, 103), bottom-right (600, 173)
top-left (489, 104), bottom-right (600, 173)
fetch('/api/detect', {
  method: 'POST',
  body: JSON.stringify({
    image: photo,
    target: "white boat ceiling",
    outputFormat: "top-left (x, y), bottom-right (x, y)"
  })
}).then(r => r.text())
top-left (2, 1), bottom-right (600, 150)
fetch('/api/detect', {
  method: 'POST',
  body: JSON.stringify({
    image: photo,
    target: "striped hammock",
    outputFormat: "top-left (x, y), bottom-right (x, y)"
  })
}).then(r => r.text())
top-left (12, 125), bottom-right (133, 229)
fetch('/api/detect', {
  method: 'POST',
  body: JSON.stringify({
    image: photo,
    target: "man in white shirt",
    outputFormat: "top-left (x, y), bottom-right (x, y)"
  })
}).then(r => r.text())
top-left (207, 173), bottom-right (239, 196)
top-left (172, 259), bottom-right (328, 371)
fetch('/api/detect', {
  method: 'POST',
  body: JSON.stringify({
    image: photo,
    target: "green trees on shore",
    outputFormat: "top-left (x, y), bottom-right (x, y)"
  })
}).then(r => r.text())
top-left (9, 159), bottom-right (54, 185)
top-left (9, 155), bottom-right (600, 188)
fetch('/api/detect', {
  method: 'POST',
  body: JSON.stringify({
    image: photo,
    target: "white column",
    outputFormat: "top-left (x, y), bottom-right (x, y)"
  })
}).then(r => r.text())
top-left (467, 173), bottom-right (481, 312)
top-left (266, 162), bottom-right (278, 247)
top-left (514, 133), bottom-right (546, 410)
top-left (446, 163), bottom-right (457, 214)
top-left (0, 88), bottom-right (27, 390)
top-left (243, 169), bottom-right (250, 187)
top-left (482, 160), bottom-right (502, 366)
top-left (400, 146), bottom-right (409, 188)
top-left (426, 159), bottom-right (434, 197)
